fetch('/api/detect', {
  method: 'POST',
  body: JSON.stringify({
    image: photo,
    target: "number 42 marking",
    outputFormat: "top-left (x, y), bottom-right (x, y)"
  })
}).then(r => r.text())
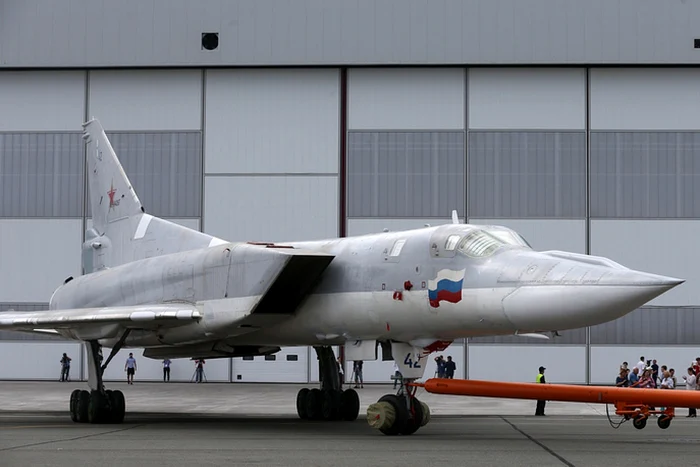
top-left (404, 353), bottom-right (421, 368)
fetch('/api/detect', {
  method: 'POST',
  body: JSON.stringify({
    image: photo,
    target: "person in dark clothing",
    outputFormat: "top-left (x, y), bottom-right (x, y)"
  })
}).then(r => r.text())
top-left (535, 366), bottom-right (547, 416)
top-left (444, 356), bottom-right (456, 379)
top-left (60, 353), bottom-right (72, 382)
top-left (435, 356), bottom-right (446, 378)
top-left (615, 368), bottom-right (629, 387)
top-left (651, 359), bottom-right (659, 384)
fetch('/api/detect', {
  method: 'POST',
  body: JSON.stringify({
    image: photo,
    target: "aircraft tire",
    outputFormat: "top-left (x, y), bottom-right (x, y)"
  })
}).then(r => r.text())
top-left (88, 390), bottom-right (108, 424)
top-left (341, 389), bottom-right (360, 421)
top-left (305, 388), bottom-right (323, 420)
top-left (399, 398), bottom-right (424, 436)
top-left (321, 389), bottom-right (341, 421)
top-left (296, 388), bottom-right (310, 419)
top-left (377, 395), bottom-right (408, 436)
top-left (110, 390), bottom-right (126, 424)
top-left (77, 390), bottom-right (90, 423)
top-left (69, 389), bottom-right (81, 422)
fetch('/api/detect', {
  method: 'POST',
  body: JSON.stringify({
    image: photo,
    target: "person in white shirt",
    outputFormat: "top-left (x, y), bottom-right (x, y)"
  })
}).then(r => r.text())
top-left (635, 357), bottom-right (646, 375)
top-left (683, 367), bottom-right (697, 417)
top-left (660, 370), bottom-right (674, 389)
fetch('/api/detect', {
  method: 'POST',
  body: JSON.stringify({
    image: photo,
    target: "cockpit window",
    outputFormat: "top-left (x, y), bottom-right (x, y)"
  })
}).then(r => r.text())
top-left (444, 234), bottom-right (461, 251)
top-left (389, 239), bottom-right (406, 257)
top-left (457, 229), bottom-right (505, 258)
top-left (487, 230), bottom-right (532, 248)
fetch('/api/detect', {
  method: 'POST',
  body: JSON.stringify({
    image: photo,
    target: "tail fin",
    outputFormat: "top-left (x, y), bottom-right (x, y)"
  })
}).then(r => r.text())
top-left (81, 118), bottom-right (228, 271)
top-left (83, 118), bottom-right (144, 235)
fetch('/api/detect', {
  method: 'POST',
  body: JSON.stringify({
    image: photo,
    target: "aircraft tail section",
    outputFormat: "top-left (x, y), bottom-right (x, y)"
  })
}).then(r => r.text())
top-left (82, 118), bottom-right (227, 271)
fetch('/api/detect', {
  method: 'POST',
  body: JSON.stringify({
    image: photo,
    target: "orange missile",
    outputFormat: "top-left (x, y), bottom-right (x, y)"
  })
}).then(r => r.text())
top-left (418, 378), bottom-right (700, 408)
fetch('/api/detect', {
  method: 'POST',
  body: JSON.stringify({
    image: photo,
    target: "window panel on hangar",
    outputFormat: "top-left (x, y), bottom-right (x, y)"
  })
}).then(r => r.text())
top-left (590, 132), bottom-right (700, 218)
top-left (0, 133), bottom-right (84, 218)
top-left (347, 131), bottom-right (465, 218)
top-left (468, 131), bottom-right (586, 219)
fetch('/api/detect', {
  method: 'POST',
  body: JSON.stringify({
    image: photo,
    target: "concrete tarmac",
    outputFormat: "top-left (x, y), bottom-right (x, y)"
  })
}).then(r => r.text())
top-left (1, 382), bottom-right (700, 466)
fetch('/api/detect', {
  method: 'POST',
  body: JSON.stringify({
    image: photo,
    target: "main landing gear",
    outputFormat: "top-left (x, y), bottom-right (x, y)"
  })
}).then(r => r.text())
top-left (366, 376), bottom-right (431, 436)
top-left (296, 346), bottom-right (361, 422)
top-left (69, 333), bottom-right (130, 424)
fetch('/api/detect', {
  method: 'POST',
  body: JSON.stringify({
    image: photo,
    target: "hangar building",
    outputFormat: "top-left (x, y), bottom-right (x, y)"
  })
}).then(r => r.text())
top-left (0, 0), bottom-right (699, 385)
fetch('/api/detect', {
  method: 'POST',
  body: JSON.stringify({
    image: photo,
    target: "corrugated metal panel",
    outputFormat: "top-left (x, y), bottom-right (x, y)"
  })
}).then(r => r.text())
top-left (88, 70), bottom-right (202, 131)
top-left (0, 304), bottom-right (65, 341)
top-left (590, 219), bottom-right (697, 307)
top-left (591, 132), bottom-right (700, 218)
top-left (591, 69), bottom-right (700, 130)
top-left (468, 68), bottom-right (586, 130)
top-left (468, 132), bottom-right (586, 218)
top-left (205, 69), bottom-right (339, 174)
top-left (467, 219), bottom-right (586, 254)
top-left (203, 175), bottom-right (338, 242)
top-left (0, 133), bottom-right (84, 217)
top-left (3, 1), bottom-right (700, 66)
top-left (590, 308), bottom-right (700, 345)
top-left (86, 132), bottom-right (203, 218)
top-left (348, 132), bottom-right (465, 218)
top-left (347, 218), bottom-right (464, 237)
top-left (0, 219), bottom-right (82, 302)
top-left (348, 68), bottom-right (465, 130)
top-left (469, 328), bottom-right (586, 345)
top-left (0, 71), bottom-right (85, 131)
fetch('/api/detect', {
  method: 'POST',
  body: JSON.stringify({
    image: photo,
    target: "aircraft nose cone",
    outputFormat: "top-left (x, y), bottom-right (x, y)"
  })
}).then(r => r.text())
top-left (501, 262), bottom-right (685, 331)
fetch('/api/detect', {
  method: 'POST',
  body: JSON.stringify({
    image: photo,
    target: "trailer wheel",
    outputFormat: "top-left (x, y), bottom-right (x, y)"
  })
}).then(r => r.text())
top-left (657, 415), bottom-right (672, 429)
top-left (632, 416), bottom-right (647, 430)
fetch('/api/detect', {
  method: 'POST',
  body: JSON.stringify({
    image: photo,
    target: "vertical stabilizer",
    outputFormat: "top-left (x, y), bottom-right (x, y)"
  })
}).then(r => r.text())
top-left (83, 118), bottom-right (144, 235)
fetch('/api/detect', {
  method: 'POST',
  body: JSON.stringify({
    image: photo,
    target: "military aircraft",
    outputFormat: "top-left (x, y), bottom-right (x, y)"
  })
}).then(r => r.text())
top-left (0, 119), bottom-right (683, 436)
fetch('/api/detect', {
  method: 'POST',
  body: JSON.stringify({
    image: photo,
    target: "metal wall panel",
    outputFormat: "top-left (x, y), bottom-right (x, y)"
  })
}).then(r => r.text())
top-left (0, 133), bottom-right (84, 218)
top-left (468, 132), bottom-right (586, 218)
top-left (348, 132), bottom-right (465, 218)
top-left (88, 70), bottom-right (202, 131)
top-left (0, 304), bottom-right (65, 341)
top-left (232, 347), bottom-right (308, 383)
top-left (591, 69), bottom-right (700, 130)
top-left (3, 1), bottom-right (700, 66)
top-left (203, 175), bottom-right (338, 242)
top-left (0, 71), bottom-right (85, 131)
top-left (590, 132), bottom-right (700, 219)
top-left (0, 342), bottom-right (82, 380)
top-left (468, 345), bottom-right (587, 384)
top-left (347, 218), bottom-right (464, 237)
top-left (590, 220), bottom-right (698, 307)
top-left (0, 219), bottom-right (82, 302)
top-left (590, 346), bottom-right (698, 385)
top-left (205, 69), bottom-right (340, 174)
top-left (467, 219), bottom-right (586, 254)
top-left (468, 68), bottom-right (585, 130)
top-left (86, 132), bottom-right (202, 218)
top-left (590, 307), bottom-right (700, 345)
top-left (348, 68), bottom-right (465, 130)
top-left (469, 328), bottom-right (586, 345)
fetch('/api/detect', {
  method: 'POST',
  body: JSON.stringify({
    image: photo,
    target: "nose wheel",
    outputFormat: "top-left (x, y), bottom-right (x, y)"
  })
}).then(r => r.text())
top-left (367, 379), bottom-right (431, 436)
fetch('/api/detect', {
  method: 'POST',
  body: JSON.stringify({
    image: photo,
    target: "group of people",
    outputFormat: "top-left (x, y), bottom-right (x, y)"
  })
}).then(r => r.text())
top-left (616, 356), bottom-right (700, 417)
top-left (59, 353), bottom-right (203, 384)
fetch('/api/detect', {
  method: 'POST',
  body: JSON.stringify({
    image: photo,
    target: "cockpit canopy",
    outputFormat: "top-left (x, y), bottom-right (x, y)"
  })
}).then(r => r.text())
top-left (442, 225), bottom-right (531, 258)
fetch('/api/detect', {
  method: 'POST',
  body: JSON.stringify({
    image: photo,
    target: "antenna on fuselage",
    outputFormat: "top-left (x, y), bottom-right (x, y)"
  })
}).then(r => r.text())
top-left (451, 210), bottom-right (460, 224)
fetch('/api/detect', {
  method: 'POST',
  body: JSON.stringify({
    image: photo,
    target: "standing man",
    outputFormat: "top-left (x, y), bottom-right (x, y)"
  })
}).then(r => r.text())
top-left (162, 358), bottom-right (171, 382)
top-left (444, 356), bottom-right (456, 379)
top-left (124, 352), bottom-right (137, 385)
top-left (353, 360), bottom-right (364, 389)
top-left (651, 359), bottom-right (659, 384)
top-left (195, 359), bottom-right (205, 383)
top-left (535, 366), bottom-right (547, 416)
top-left (683, 367), bottom-right (697, 417)
top-left (60, 353), bottom-right (72, 382)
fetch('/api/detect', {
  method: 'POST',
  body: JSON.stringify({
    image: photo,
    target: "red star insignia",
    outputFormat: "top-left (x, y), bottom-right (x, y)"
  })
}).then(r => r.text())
top-left (108, 182), bottom-right (117, 208)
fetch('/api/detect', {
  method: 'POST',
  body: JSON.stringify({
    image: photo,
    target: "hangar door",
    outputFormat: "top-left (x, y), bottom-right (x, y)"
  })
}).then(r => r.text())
top-left (232, 346), bottom-right (308, 383)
